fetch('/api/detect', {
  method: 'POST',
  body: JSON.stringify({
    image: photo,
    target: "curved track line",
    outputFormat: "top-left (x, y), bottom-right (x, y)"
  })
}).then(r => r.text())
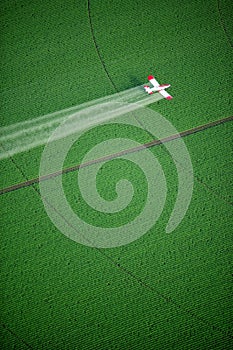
top-left (86, 2), bottom-right (233, 340)
top-left (87, 0), bottom-right (119, 92)
top-left (1, 323), bottom-right (33, 350)
top-left (217, 0), bottom-right (233, 50)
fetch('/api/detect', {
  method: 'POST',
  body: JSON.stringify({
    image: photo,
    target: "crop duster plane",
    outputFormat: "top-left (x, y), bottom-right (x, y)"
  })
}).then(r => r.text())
top-left (144, 75), bottom-right (173, 100)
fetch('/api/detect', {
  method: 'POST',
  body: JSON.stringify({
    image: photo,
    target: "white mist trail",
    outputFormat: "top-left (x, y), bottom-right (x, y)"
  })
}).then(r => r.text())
top-left (0, 86), bottom-right (162, 160)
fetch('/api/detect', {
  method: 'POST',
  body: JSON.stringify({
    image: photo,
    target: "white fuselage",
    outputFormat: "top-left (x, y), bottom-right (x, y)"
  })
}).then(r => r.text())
top-left (151, 84), bottom-right (170, 92)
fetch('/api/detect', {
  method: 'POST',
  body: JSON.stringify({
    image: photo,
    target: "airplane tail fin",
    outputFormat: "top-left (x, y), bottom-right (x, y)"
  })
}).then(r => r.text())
top-left (144, 85), bottom-right (153, 95)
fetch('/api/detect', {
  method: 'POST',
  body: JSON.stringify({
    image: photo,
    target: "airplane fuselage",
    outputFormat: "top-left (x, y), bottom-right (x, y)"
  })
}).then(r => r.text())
top-left (152, 84), bottom-right (170, 91)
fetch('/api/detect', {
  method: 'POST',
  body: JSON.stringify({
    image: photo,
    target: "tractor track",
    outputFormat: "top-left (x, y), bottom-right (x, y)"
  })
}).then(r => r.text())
top-left (1, 115), bottom-right (233, 196)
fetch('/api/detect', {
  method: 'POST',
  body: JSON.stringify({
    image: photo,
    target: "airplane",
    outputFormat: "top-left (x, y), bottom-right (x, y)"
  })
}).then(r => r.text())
top-left (144, 75), bottom-right (173, 100)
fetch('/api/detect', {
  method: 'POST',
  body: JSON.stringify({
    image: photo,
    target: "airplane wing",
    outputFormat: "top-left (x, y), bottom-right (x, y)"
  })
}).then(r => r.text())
top-left (148, 75), bottom-right (159, 88)
top-left (159, 89), bottom-right (173, 100)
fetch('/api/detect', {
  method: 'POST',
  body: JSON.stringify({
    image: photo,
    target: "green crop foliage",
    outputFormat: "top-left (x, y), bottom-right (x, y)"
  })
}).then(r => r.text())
top-left (0, 0), bottom-right (232, 349)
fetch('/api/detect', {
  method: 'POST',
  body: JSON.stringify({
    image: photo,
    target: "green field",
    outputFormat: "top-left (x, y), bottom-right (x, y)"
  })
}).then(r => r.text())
top-left (1, 0), bottom-right (233, 349)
